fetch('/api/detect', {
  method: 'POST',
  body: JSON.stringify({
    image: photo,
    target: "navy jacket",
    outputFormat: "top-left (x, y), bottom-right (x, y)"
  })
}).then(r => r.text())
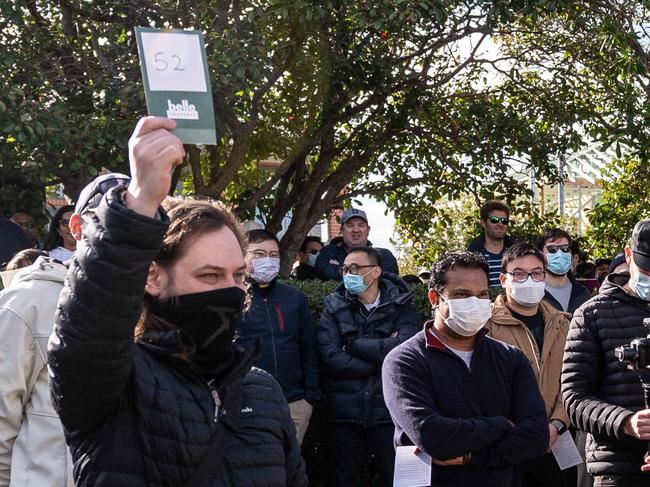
top-left (48, 189), bottom-right (307, 487)
top-left (382, 322), bottom-right (549, 487)
top-left (0, 215), bottom-right (32, 265)
top-left (315, 241), bottom-right (399, 281)
top-left (317, 273), bottom-right (420, 426)
top-left (237, 280), bottom-right (320, 405)
top-left (543, 273), bottom-right (592, 315)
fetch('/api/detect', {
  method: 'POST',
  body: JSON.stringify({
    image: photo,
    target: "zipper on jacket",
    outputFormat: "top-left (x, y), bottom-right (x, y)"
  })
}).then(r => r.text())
top-left (212, 389), bottom-right (221, 423)
top-left (522, 328), bottom-right (541, 374)
top-left (264, 298), bottom-right (279, 374)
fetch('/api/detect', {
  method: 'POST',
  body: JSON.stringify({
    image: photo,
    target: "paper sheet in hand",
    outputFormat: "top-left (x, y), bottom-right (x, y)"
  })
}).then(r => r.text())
top-left (393, 446), bottom-right (432, 487)
top-left (135, 27), bottom-right (217, 145)
top-left (551, 431), bottom-right (584, 470)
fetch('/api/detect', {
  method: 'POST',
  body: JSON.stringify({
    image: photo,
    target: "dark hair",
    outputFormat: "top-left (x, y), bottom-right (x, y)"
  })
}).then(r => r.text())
top-left (479, 200), bottom-right (510, 221)
top-left (136, 198), bottom-right (246, 342)
top-left (595, 258), bottom-right (611, 268)
top-left (535, 228), bottom-right (572, 251)
top-left (429, 250), bottom-right (489, 290)
top-left (245, 229), bottom-right (279, 246)
top-left (575, 262), bottom-right (596, 279)
top-left (44, 205), bottom-right (75, 251)
top-left (329, 236), bottom-right (344, 246)
top-left (501, 242), bottom-right (546, 273)
top-left (346, 246), bottom-right (380, 266)
top-left (300, 236), bottom-right (323, 252)
top-left (401, 274), bottom-right (422, 285)
top-left (4, 249), bottom-right (48, 271)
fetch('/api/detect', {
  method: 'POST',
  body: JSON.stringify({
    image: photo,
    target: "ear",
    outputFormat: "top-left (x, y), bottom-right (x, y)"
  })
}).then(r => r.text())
top-left (479, 219), bottom-right (486, 230)
top-left (69, 214), bottom-right (83, 241)
top-left (372, 265), bottom-right (382, 278)
top-left (499, 273), bottom-right (507, 286)
top-left (428, 288), bottom-right (440, 307)
top-left (624, 245), bottom-right (633, 265)
top-left (145, 262), bottom-right (168, 297)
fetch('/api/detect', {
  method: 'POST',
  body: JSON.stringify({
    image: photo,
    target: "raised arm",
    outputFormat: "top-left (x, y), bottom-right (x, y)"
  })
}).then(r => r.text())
top-left (48, 117), bottom-right (184, 435)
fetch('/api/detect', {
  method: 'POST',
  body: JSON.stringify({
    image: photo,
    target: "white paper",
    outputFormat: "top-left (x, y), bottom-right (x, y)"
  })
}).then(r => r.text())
top-left (551, 431), bottom-right (584, 470)
top-left (141, 32), bottom-right (207, 92)
top-left (393, 446), bottom-right (432, 487)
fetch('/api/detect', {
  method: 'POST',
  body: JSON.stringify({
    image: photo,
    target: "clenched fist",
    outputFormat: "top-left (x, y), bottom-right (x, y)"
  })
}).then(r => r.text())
top-left (126, 117), bottom-right (185, 217)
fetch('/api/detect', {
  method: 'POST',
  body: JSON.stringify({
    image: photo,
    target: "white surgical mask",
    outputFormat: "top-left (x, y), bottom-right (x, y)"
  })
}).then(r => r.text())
top-left (307, 252), bottom-right (319, 267)
top-left (510, 277), bottom-right (546, 306)
top-left (630, 269), bottom-right (650, 301)
top-left (441, 296), bottom-right (492, 337)
top-left (251, 257), bottom-right (280, 283)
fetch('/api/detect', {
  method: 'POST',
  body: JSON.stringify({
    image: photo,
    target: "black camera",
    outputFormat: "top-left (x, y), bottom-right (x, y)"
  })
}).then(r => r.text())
top-left (615, 336), bottom-right (650, 370)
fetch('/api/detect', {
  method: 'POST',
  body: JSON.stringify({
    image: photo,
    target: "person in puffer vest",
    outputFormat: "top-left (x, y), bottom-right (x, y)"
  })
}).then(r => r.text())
top-left (48, 117), bottom-right (307, 487)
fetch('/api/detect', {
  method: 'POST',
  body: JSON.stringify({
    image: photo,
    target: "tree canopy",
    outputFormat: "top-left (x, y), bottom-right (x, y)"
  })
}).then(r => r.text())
top-left (1, 1), bottom-right (647, 273)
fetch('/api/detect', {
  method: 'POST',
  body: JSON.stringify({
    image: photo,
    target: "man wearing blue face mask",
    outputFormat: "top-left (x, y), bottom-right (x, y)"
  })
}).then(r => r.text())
top-left (562, 219), bottom-right (650, 486)
top-left (317, 247), bottom-right (419, 487)
top-left (536, 228), bottom-right (591, 315)
top-left (237, 229), bottom-right (320, 444)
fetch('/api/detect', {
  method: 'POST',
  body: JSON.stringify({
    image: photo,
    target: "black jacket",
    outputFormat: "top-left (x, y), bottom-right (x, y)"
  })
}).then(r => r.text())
top-left (0, 215), bottom-right (32, 265)
top-left (382, 324), bottom-right (549, 487)
top-left (290, 262), bottom-right (319, 280)
top-left (562, 273), bottom-right (650, 476)
top-left (316, 273), bottom-right (420, 426)
top-left (314, 241), bottom-right (399, 281)
top-left (48, 188), bottom-right (307, 487)
top-left (543, 273), bottom-right (592, 315)
top-left (237, 280), bottom-right (320, 404)
top-left (467, 233), bottom-right (517, 254)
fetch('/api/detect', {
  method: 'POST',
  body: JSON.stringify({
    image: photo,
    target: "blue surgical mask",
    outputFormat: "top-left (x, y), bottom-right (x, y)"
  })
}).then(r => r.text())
top-left (308, 252), bottom-right (319, 267)
top-left (343, 269), bottom-right (373, 295)
top-left (546, 251), bottom-right (572, 275)
top-left (630, 270), bottom-right (650, 301)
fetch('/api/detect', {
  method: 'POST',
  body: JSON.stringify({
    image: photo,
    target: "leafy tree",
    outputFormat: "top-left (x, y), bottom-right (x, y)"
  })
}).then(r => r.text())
top-left (585, 157), bottom-right (650, 258)
top-left (0, 0), bottom-right (594, 275)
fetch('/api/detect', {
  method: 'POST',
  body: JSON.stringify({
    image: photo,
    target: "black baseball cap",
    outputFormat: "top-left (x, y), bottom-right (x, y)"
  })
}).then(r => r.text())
top-left (75, 173), bottom-right (130, 215)
top-left (631, 219), bottom-right (650, 272)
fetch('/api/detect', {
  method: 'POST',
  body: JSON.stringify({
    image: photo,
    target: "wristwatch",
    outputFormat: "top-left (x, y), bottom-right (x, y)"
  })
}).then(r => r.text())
top-left (550, 419), bottom-right (567, 435)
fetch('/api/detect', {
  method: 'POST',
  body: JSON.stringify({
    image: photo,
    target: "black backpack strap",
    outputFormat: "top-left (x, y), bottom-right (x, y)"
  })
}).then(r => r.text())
top-left (184, 384), bottom-right (244, 487)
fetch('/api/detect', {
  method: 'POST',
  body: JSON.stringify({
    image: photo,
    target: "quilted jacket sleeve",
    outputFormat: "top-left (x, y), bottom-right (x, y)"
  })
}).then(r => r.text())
top-left (48, 188), bottom-right (168, 435)
top-left (561, 306), bottom-right (634, 440)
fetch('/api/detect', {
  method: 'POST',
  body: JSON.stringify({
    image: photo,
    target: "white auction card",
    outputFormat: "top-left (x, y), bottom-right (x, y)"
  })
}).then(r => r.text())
top-left (551, 431), bottom-right (584, 470)
top-left (393, 446), bottom-right (432, 487)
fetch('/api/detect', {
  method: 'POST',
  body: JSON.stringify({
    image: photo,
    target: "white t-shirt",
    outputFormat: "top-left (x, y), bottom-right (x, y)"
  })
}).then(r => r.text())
top-left (432, 331), bottom-right (474, 368)
top-left (363, 291), bottom-right (381, 311)
top-left (48, 246), bottom-right (74, 262)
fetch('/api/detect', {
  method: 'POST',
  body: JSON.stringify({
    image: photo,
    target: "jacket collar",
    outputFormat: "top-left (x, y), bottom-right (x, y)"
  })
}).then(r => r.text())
top-left (423, 319), bottom-right (488, 350)
top-left (326, 273), bottom-right (414, 313)
top-left (599, 272), bottom-right (650, 309)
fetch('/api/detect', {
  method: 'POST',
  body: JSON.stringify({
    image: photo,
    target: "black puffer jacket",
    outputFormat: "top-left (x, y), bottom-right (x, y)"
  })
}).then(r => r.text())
top-left (48, 188), bottom-right (307, 487)
top-left (316, 274), bottom-right (420, 426)
top-left (561, 273), bottom-right (650, 476)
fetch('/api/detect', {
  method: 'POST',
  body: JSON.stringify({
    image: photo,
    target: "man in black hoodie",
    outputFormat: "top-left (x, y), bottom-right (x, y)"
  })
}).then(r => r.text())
top-left (562, 219), bottom-right (650, 486)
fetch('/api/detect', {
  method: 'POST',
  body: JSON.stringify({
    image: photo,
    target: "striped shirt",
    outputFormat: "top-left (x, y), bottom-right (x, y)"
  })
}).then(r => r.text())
top-left (481, 249), bottom-right (504, 288)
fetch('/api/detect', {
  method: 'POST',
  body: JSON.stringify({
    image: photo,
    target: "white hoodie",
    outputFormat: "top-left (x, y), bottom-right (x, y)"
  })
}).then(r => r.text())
top-left (0, 257), bottom-right (73, 487)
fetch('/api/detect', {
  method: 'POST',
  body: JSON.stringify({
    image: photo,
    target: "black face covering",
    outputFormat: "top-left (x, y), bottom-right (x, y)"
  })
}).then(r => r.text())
top-left (148, 287), bottom-right (246, 368)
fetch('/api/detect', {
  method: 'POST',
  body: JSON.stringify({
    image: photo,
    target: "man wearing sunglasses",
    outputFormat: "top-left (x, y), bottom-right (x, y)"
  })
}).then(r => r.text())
top-left (536, 228), bottom-right (591, 315)
top-left (468, 200), bottom-right (517, 287)
top-left (291, 236), bottom-right (323, 280)
top-left (489, 242), bottom-right (571, 486)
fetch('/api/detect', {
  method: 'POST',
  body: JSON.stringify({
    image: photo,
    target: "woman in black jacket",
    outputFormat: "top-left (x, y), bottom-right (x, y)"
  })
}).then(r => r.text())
top-left (48, 117), bottom-right (307, 487)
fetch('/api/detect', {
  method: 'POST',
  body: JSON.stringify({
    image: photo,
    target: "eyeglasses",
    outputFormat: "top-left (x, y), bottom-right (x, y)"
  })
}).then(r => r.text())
top-left (339, 264), bottom-right (375, 275)
top-left (488, 215), bottom-right (510, 225)
top-left (59, 219), bottom-right (70, 226)
top-left (247, 249), bottom-right (280, 259)
top-left (545, 245), bottom-right (570, 254)
top-left (506, 270), bottom-right (546, 282)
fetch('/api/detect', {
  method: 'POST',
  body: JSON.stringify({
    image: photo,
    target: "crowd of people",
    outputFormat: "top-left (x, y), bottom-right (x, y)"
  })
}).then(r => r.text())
top-left (1, 116), bottom-right (649, 487)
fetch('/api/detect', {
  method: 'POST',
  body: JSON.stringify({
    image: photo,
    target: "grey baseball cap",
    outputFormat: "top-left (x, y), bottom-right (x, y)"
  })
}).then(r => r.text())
top-left (75, 173), bottom-right (130, 215)
top-left (340, 208), bottom-right (368, 225)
